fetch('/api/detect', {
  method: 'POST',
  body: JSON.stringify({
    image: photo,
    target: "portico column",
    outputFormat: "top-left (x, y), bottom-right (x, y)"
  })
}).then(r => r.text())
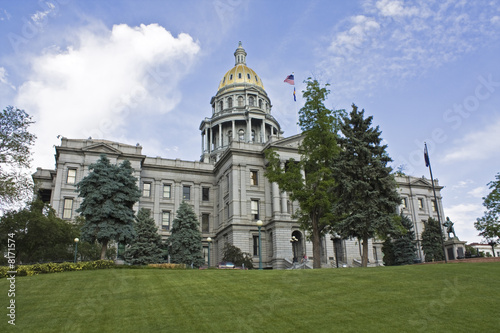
top-left (232, 120), bottom-right (235, 140)
top-left (280, 162), bottom-right (288, 213)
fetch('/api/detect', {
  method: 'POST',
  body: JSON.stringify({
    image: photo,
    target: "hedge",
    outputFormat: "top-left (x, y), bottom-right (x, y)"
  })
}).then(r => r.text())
top-left (0, 260), bottom-right (115, 278)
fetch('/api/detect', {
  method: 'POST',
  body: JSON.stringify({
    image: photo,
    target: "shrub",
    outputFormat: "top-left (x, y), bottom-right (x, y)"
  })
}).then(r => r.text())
top-left (0, 260), bottom-right (115, 278)
top-left (148, 263), bottom-right (186, 270)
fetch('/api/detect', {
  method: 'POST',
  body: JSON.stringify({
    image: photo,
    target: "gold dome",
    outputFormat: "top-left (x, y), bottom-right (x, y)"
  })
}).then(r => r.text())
top-left (217, 64), bottom-right (265, 91)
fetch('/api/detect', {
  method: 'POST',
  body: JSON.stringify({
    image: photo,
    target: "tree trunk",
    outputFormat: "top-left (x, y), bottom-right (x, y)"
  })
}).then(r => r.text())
top-left (100, 240), bottom-right (108, 260)
top-left (361, 236), bottom-right (369, 267)
top-left (312, 215), bottom-right (322, 269)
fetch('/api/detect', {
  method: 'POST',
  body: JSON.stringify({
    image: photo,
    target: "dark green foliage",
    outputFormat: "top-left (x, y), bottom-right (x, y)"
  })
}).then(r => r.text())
top-left (221, 243), bottom-right (254, 269)
top-left (124, 208), bottom-right (165, 265)
top-left (0, 106), bottom-right (36, 207)
top-left (382, 238), bottom-right (396, 266)
top-left (168, 202), bottom-right (204, 267)
top-left (76, 154), bottom-right (141, 259)
top-left (332, 104), bottom-right (401, 267)
top-left (0, 200), bottom-right (78, 264)
top-left (421, 217), bottom-right (445, 262)
top-left (265, 78), bottom-right (342, 269)
top-left (386, 214), bottom-right (417, 266)
top-left (475, 172), bottom-right (500, 248)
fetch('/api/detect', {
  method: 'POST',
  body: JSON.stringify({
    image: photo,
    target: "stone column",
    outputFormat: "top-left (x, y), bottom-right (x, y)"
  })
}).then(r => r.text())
top-left (218, 123), bottom-right (222, 148)
top-left (209, 127), bottom-right (213, 153)
top-left (261, 120), bottom-right (265, 143)
top-left (247, 117), bottom-right (252, 142)
top-left (232, 120), bottom-right (235, 140)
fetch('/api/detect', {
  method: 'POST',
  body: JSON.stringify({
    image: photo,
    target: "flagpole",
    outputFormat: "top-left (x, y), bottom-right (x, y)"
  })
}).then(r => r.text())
top-left (424, 142), bottom-right (448, 263)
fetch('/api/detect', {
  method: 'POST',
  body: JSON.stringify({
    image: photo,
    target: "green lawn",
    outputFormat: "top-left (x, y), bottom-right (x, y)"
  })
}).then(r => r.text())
top-left (1, 262), bottom-right (499, 332)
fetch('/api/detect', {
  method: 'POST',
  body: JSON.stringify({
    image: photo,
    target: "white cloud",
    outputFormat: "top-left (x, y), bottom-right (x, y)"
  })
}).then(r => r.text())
top-left (15, 23), bottom-right (200, 169)
top-left (375, 0), bottom-right (420, 18)
top-left (31, 2), bottom-right (56, 25)
top-left (445, 202), bottom-right (484, 242)
top-left (442, 118), bottom-right (500, 162)
top-left (0, 8), bottom-right (11, 21)
top-left (320, 1), bottom-right (500, 99)
top-left (468, 186), bottom-right (488, 199)
top-left (0, 67), bottom-right (15, 90)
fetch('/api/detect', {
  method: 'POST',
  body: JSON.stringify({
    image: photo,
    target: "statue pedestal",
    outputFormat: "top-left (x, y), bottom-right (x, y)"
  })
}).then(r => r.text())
top-left (444, 238), bottom-right (467, 261)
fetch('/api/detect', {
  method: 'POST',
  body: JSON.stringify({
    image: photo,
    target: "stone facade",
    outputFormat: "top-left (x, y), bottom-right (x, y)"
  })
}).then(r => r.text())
top-left (32, 44), bottom-right (446, 268)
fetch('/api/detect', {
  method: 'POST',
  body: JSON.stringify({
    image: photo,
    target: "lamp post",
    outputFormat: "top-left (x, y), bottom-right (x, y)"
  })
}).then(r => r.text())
top-left (290, 236), bottom-right (299, 263)
top-left (207, 237), bottom-right (212, 267)
top-left (256, 220), bottom-right (263, 270)
top-left (73, 238), bottom-right (79, 263)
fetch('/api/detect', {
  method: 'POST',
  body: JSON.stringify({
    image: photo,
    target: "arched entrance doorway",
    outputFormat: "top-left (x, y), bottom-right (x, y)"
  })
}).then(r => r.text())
top-left (291, 230), bottom-right (304, 263)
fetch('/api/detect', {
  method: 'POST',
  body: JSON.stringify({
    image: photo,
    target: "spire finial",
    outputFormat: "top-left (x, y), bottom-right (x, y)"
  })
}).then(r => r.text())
top-left (234, 41), bottom-right (247, 65)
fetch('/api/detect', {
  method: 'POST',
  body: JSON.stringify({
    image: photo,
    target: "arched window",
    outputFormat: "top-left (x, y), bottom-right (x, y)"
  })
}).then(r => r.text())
top-left (259, 99), bottom-right (263, 109)
top-left (238, 73), bottom-right (242, 79)
top-left (247, 73), bottom-right (251, 80)
top-left (227, 97), bottom-right (233, 108)
top-left (228, 130), bottom-right (232, 143)
top-left (238, 96), bottom-right (244, 107)
top-left (249, 96), bottom-right (254, 106)
top-left (219, 101), bottom-right (223, 111)
top-left (238, 129), bottom-right (245, 141)
top-left (251, 130), bottom-right (255, 142)
top-left (230, 74), bottom-right (233, 80)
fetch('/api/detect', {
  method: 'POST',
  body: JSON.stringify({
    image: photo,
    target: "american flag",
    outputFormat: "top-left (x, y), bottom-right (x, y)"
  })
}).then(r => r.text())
top-left (284, 74), bottom-right (294, 85)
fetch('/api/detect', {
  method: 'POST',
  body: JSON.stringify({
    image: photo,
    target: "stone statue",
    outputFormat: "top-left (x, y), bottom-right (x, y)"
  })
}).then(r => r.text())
top-left (443, 217), bottom-right (457, 239)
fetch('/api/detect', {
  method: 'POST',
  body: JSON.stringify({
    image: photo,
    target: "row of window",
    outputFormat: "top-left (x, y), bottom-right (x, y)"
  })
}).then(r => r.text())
top-left (142, 184), bottom-right (211, 201)
top-left (222, 72), bottom-right (259, 84)
top-left (216, 95), bottom-right (268, 111)
top-left (401, 197), bottom-right (437, 212)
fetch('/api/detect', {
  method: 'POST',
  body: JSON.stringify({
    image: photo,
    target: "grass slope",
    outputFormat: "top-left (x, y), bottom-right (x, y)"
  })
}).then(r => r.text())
top-left (1, 262), bottom-right (499, 332)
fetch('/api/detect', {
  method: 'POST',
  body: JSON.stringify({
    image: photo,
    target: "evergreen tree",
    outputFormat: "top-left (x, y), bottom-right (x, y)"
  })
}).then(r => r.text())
top-left (0, 199), bottom-right (78, 264)
top-left (392, 214), bottom-right (417, 265)
top-left (382, 238), bottom-right (396, 266)
top-left (221, 243), bottom-right (254, 269)
top-left (421, 217), bottom-right (445, 262)
top-left (265, 79), bottom-right (342, 269)
top-left (76, 154), bottom-right (141, 259)
top-left (124, 208), bottom-right (165, 265)
top-left (332, 104), bottom-right (401, 267)
top-left (168, 201), bottom-right (204, 267)
top-left (475, 172), bottom-right (500, 255)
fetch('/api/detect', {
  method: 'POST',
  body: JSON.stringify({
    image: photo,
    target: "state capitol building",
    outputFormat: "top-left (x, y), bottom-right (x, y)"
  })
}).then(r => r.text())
top-left (33, 43), bottom-right (447, 268)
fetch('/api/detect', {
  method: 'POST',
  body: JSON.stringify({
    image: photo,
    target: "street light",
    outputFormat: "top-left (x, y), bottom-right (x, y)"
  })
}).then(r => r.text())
top-left (207, 237), bottom-right (212, 267)
top-left (73, 238), bottom-right (79, 263)
top-left (290, 236), bottom-right (299, 263)
top-left (256, 220), bottom-right (263, 270)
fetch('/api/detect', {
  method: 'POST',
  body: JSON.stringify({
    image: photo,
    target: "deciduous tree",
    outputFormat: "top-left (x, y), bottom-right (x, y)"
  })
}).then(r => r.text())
top-left (76, 155), bottom-right (141, 259)
top-left (0, 106), bottom-right (36, 208)
top-left (265, 79), bottom-right (342, 269)
top-left (168, 201), bottom-right (204, 267)
top-left (474, 172), bottom-right (500, 256)
top-left (0, 200), bottom-right (78, 264)
top-left (221, 243), bottom-right (254, 269)
top-left (332, 104), bottom-right (401, 267)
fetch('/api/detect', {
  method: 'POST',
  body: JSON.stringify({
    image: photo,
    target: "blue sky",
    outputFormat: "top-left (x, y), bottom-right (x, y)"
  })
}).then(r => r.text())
top-left (1, 0), bottom-right (499, 243)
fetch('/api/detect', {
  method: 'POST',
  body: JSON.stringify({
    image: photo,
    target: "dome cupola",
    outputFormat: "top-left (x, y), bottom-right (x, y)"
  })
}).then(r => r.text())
top-left (199, 42), bottom-right (282, 164)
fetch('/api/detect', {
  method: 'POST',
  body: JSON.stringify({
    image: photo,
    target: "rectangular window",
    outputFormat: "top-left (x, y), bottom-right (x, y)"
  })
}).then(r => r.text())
top-left (418, 198), bottom-right (424, 209)
top-left (225, 202), bottom-right (230, 220)
top-left (226, 174), bottom-right (230, 193)
top-left (63, 198), bottom-right (73, 219)
top-left (401, 198), bottom-right (407, 209)
top-left (183, 186), bottom-right (191, 200)
top-left (250, 170), bottom-right (258, 186)
top-left (143, 183), bottom-right (151, 197)
top-left (163, 184), bottom-right (171, 198)
top-left (202, 213), bottom-right (209, 233)
top-left (431, 200), bottom-right (437, 212)
top-left (162, 211), bottom-right (171, 231)
top-left (67, 169), bottom-right (77, 184)
top-left (253, 235), bottom-right (259, 256)
top-left (251, 200), bottom-right (259, 220)
top-left (202, 187), bottom-right (210, 201)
